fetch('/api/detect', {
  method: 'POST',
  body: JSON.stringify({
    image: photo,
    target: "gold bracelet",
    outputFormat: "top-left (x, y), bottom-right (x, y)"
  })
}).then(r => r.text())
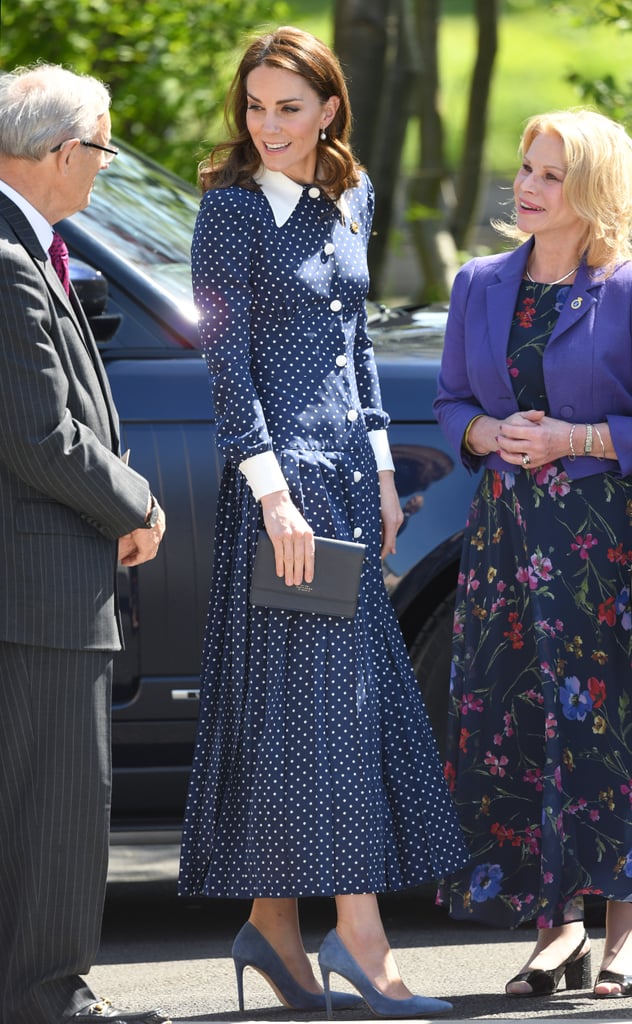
top-left (568, 424), bottom-right (577, 461)
top-left (583, 423), bottom-right (593, 455)
top-left (463, 414), bottom-right (484, 455)
top-left (593, 424), bottom-right (606, 460)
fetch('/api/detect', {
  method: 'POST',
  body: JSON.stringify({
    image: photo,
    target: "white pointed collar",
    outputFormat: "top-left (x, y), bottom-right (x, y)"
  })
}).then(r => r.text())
top-left (253, 165), bottom-right (352, 227)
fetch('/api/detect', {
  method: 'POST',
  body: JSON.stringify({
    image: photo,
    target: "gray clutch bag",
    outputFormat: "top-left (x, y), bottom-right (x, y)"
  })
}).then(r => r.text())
top-left (250, 530), bottom-right (366, 619)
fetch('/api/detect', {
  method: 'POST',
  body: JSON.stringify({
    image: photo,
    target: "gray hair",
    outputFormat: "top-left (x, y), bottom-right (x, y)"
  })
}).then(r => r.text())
top-left (0, 64), bottom-right (111, 161)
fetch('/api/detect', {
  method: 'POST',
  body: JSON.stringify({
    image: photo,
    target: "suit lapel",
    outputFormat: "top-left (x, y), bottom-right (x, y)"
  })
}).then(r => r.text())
top-left (485, 241), bottom-right (532, 386)
top-left (0, 194), bottom-right (121, 453)
top-left (483, 240), bottom-right (601, 380)
top-left (0, 193), bottom-right (89, 341)
top-left (546, 263), bottom-right (603, 345)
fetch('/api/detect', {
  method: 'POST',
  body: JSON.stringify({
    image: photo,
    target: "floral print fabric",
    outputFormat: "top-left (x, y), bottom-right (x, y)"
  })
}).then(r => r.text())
top-left (438, 281), bottom-right (632, 928)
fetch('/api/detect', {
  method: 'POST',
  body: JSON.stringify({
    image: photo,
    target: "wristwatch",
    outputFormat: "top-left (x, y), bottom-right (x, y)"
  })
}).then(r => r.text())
top-left (143, 494), bottom-right (160, 529)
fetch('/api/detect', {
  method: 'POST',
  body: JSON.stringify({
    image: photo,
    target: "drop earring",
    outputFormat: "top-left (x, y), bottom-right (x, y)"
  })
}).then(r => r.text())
top-left (320, 129), bottom-right (327, 141)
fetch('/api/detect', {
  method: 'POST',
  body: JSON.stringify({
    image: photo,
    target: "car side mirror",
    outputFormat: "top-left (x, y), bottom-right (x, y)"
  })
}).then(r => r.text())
top-left (69, 258), bottom-right (122, 343)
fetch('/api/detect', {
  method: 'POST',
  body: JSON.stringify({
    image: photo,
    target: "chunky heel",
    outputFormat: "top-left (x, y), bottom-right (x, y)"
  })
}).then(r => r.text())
top-left (506, 930), bottom-right (591, 997)
top-left (565, 948), bottom-right (592, 990)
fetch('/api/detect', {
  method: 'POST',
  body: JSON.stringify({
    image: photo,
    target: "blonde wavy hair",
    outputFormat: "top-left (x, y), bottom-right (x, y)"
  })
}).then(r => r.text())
top-left (495, 108), bottom-right (632, 272)
top-left (198, 25), bottom-right (360, 199)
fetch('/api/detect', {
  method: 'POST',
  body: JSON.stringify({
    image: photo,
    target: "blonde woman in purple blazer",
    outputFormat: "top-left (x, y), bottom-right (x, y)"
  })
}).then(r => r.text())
top-left (434, 109), bottom-right (632, 1000)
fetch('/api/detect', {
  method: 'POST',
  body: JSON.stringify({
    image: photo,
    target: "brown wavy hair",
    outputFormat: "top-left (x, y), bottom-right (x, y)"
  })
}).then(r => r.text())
top-left (198, 25), bottom-right (360, 199)
top-left (494, 108), bottom-right (632, 272)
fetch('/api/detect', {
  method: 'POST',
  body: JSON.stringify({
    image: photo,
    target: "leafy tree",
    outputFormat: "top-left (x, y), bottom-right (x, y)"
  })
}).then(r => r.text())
top-left (336, 0), bottom-right (631, 301)
top-left (334, 0), bottom-right (420, 297)
top-left (335, 0), bottom-right (499, 300)
top-left (557, 1), bottom-right (632, 123)
top-left (0, 0), bottom-right (286, 183)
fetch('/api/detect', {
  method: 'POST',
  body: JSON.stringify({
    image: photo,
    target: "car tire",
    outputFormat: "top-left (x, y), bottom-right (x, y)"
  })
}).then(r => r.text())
top-left (407, 589), bottom-right (456, 760)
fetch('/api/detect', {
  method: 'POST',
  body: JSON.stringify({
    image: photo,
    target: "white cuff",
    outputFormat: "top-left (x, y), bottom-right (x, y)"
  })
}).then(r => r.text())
top-left (368, 430), bottom-right (395, 472)
top-left (239, 451), bottom-right (288, 500)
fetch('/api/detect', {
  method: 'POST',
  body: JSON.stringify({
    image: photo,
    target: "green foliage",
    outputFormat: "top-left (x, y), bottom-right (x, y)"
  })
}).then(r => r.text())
top-left (0, 0), bottom-right (288, 182)
top-left (555, 1), bottom-right (632, 124)
top-left (556, 0), bottom-right (632, 28)
top-left (439, 0), bottom-right (632, 176)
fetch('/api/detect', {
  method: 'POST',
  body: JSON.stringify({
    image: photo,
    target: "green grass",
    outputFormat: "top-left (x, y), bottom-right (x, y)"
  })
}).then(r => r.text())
top-left (281, 0), bottom-right (631, 176)
top-left (441, 2), bottom-right (632, 174)
top-left (277, 0), bottom-right (333, 43)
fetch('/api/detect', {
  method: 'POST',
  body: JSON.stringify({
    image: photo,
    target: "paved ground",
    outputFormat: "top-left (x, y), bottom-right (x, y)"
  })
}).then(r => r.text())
top-left (82, 843), bottom-right (632, 1024)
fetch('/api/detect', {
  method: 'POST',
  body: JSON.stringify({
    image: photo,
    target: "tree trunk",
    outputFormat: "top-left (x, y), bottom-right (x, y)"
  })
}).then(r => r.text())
top-left (407, 0), bottom-right (459, 302)
top-left (368, 0), bottom-right (423, 295)
top-left (449, 0), bottom-right (499, 249)
top-left (335, 0), bottom-right (500, 303)
top-left (333, 0), bottom-right (392, 167)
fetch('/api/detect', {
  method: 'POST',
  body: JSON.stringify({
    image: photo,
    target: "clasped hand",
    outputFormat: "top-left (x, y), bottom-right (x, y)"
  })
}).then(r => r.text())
top-left (118, 500), bottom-right (166, 567)
top-left (496, 409), bottom-right (568, 468)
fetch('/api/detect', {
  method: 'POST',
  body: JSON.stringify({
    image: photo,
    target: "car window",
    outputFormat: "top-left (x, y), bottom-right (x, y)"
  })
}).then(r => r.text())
top-left (75, 142), bottom-right (199, 312)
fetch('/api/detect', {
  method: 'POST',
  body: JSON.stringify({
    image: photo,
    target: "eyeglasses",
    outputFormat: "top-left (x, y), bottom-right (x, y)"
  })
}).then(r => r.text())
top-left (80, 140), bottom-right (119, 161)
top-left (50, 139), bottom-right (119, 163)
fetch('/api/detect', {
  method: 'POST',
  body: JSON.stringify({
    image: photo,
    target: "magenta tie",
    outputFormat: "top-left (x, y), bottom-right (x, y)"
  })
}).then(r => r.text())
top-left (49, 230), bottom-right (70, 295)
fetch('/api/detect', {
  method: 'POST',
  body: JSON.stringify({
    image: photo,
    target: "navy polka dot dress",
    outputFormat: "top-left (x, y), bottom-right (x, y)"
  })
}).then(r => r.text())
top-left (178, 169), bottom-right (468, 898)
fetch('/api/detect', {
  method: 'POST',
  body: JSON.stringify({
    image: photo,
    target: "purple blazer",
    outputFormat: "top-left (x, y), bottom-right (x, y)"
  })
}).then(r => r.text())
top-left (434, 238), bottom-right (632, 479)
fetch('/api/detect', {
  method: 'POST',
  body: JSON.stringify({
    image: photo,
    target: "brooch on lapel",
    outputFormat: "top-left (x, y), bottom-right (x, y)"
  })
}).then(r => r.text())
top-left (570, 297), bottom-right (583, 310)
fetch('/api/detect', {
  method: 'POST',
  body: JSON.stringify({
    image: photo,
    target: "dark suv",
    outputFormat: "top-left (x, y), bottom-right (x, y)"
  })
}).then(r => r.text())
top-left (61, 144), bottom-right (476, 834)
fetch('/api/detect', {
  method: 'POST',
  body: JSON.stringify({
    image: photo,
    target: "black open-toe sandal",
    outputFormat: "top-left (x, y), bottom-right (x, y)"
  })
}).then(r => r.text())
top-left (594, 969), bottom-right (632, 998)
top-left (505, 932), bottom-right (591, 997)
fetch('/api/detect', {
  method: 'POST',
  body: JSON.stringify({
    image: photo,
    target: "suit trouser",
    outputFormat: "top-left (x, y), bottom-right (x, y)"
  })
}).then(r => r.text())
top-left (0, 641), bottom-right (113, 1024)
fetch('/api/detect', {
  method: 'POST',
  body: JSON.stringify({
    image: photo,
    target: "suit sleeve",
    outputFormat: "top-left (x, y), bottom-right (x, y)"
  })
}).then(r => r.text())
top-left (0, 246), bottom-right (149, 539)
top-left (597, 269), bottom-right (632, 475)
top-left (434, 260), bottom-right (488, 472)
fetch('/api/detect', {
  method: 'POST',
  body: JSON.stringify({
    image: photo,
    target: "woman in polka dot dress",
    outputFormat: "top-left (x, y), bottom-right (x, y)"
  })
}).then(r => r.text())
top-left (178, 26), bottom-right (468, 1018)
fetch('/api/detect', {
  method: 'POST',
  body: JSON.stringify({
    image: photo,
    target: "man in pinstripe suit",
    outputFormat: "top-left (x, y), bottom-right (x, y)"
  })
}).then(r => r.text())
top-left (0, 66), bottom-right (171, 1024)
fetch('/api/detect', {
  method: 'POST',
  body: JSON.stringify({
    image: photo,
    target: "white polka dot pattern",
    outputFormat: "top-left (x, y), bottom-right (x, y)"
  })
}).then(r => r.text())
top-left (178, 172), bottom-right (468, 898)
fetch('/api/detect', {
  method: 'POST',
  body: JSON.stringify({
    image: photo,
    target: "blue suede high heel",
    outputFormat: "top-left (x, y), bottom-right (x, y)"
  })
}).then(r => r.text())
top-left (318, 928), bottom-right (453, 1019)
top-left (232, 921), bottom-right (363, 1012)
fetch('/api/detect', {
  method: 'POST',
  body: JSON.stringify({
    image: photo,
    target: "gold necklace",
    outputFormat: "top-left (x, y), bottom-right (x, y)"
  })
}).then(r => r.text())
top-left (525, 264), bottom-right (579, 286)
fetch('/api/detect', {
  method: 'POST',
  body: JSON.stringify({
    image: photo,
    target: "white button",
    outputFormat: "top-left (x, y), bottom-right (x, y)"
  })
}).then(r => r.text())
top-left (308, 186), bottom-right (320, 198)
top-left (323, 242), bottom-right (335, 255)
top-left (353, 470), bottom-right (362, 482)
top-left (330, 299), bottom-right (342, 312)
top-left (335, 355), bottom-right (347, 367)
top-left (353, 527), bottom-right (363, 539)
top-left (347, 409), bottom-right (358, 422)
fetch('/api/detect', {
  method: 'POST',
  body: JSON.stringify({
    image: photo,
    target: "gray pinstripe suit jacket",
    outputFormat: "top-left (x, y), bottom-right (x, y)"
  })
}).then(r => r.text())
top-left (0, 194), bottom-right (150, 651)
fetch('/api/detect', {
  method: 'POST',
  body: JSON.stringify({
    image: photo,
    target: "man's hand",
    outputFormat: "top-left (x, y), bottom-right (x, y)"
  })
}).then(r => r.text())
top-left (118, 499), bottom-right (166, 566)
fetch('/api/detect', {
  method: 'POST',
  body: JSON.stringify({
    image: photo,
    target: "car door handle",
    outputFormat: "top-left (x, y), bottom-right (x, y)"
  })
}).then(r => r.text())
top-left (171, 689), bottom-right (200, 701)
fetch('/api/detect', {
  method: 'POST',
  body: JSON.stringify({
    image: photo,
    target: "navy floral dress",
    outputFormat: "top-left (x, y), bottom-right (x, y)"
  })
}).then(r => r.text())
top-left (178, 169), bottom-right (468, 899)
top-left (438, 280), bottom-right (632, 928)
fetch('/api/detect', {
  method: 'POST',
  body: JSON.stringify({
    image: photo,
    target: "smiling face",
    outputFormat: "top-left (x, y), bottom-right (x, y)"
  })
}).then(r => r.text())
top-left (245, 64), bottom-right (339, 184)
top-left (513, 131), bottom-right (584, 245)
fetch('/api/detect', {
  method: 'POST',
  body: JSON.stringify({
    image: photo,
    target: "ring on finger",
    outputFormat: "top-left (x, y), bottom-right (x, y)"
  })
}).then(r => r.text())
top-left (521, 453), bottom-right (531, 467)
